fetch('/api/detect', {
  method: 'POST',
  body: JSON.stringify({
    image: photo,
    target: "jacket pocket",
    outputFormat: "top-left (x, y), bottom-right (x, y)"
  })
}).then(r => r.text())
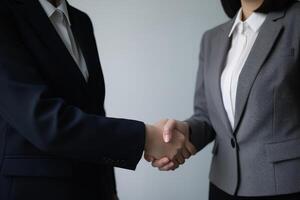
top-left (279, 47), bottom-right (295, 57)
top-left (265, 137), bottom-right (300, 163)
top-left (1, 158), bottom-right (73, 178)
top-left (265, 138), bottom-right (300, 193)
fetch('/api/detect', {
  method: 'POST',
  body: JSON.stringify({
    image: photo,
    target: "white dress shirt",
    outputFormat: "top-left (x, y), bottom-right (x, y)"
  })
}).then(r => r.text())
top-left (39, 0), bottom-right (89, 82)
top-left (221, 9), bottom-right (266, 128)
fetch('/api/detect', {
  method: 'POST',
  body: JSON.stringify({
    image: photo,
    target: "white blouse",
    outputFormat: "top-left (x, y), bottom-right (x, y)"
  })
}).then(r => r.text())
top-left (221, 9), bottom-right (267, 128)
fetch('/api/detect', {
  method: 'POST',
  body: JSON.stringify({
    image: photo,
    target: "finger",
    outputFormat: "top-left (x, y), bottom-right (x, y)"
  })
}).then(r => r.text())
top-left (182, 147), bottom-right (192, 159)
top-left (175, 153), bottom-right (185, 165)
top-left (154, 119), bottom-right (168, 128)
top-left (159, 162), bottom-right (175, 171)
top-left (163, 119), bottom-right (177, 143)
top-left (170, 160), bottom-right (179, 171)
top-left (152, 157), bottom-right (170, 168)
top-left (171, 164), bottom-right (180, 171)
top-left (175, 121), bottom-right (188, 134)
top-left (144, 154), bottom-right (154, 162)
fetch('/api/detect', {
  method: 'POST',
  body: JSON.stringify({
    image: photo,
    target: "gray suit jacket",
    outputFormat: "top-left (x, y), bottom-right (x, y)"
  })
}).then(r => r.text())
top-left (186, 2), bottom-right (300, 197)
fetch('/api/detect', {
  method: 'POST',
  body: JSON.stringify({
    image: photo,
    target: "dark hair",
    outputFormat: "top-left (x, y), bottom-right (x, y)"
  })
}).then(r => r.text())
top-left (221, 0), bottom-right (296, 18)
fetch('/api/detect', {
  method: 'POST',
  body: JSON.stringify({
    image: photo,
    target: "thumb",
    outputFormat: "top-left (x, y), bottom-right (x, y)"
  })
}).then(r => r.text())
top-left (144, 154), bottom-right (154, 162)
top-left (163, 119), bottom-right (177, 143)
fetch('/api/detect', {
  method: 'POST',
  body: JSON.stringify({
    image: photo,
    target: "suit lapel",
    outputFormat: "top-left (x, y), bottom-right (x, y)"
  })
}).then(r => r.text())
top-left (68, 5), bottom-right (106, 112)
top-left (208, 21), bottom-right (234, 136)
top-left (68, 5), bottom-right (98, 85)
top-left (12, 0), bottom-right (88, 93)
top-left (233, 12), bottom-right (285, 133)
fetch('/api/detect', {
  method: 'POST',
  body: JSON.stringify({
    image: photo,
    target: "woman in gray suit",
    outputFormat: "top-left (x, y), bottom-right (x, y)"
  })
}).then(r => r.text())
top-left (147, 0), bottom-right (300, 199)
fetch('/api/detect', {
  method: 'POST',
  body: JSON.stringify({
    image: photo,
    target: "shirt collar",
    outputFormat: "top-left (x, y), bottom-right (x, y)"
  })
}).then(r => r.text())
top-left (228, 8), bottom-right (267, 37)
top-left (38, 0), bottom-right (71, 25)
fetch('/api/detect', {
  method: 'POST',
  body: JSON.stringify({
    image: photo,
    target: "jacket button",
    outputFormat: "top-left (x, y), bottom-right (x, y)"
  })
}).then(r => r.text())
top-left (231, 138), bottom-right (236, 148)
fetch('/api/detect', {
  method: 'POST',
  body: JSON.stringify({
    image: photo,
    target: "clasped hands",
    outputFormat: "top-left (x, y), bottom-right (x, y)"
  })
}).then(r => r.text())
top-left (144, 119), bottom-right (196, 171)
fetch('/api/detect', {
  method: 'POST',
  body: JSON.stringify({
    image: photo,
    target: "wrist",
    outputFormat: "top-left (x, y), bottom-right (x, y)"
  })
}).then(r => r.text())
top-left (180, 121), bottom-right (190, 137)
top-left (145, 124), bottom-right (155, 151)
top-left (183, 122), bottom-right (192, 140)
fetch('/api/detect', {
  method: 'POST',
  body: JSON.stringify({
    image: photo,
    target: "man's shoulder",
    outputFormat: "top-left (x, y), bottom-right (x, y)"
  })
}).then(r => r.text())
top-left (0, 1), bottom-right (22, 47)
top-left (68, 5), bottom-right (92, 25)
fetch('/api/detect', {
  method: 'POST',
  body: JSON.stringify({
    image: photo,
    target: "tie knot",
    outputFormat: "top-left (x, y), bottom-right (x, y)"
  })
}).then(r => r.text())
top-left (51, 9), bottom-right (68, 25)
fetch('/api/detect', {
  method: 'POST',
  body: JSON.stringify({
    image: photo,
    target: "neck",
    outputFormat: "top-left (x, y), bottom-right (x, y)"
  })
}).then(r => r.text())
top-left (48, 0), bottom-right (61, 7)
top-left (241, 0), bottom-right (264, 20)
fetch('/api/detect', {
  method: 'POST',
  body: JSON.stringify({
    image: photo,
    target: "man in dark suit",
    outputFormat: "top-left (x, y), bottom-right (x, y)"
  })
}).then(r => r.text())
top-left (0, 0), bottom-right (192, 199)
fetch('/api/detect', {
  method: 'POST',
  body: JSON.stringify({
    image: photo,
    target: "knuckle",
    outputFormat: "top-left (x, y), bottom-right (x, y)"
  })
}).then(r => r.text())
top-left (179, 134), bottom-right (186, 143)
top-left (169, 153), bottom-right (176, 161)
top-left (178, 158), bottom-right (184, 164)
top-left (152, 162), bottom-right (159, 168)
top-left (183, 153), bottom-right (189, 159)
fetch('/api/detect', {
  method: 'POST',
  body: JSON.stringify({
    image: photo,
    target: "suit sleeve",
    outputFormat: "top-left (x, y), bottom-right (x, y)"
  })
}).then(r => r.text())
top-left (0, 40), bottom-right (145, 170)
top-left (185, 32), bottom-right (216, 151)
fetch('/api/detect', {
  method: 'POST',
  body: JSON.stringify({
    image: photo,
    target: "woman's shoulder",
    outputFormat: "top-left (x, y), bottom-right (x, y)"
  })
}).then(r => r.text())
top-left (284, 1), bottom-right (300, 34)
top-left (201, 19), bottom-right (233, 44)
top-left (286, 1), bottom-right (300, 19)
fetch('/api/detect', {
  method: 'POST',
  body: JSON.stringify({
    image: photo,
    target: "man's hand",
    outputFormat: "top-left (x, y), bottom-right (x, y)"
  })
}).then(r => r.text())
top-left (144, 123), bottom-right (186, 161)
top-left (145, 119), bottom-right (197, 171)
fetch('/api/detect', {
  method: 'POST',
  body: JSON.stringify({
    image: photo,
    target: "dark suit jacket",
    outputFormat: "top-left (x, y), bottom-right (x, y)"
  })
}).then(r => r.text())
top-left (186, 1), bottom-right (300, 197)
top-left (0, 0), bottom-right (145, 199)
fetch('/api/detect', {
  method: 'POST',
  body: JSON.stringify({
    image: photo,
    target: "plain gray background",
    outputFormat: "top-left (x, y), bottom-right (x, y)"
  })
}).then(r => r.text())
top-left (69, 1), bottom-right (227, 199)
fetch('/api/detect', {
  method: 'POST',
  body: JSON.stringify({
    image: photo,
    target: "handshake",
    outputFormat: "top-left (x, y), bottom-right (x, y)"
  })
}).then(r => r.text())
top-left (144, 119), bottom-right (197, 171)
